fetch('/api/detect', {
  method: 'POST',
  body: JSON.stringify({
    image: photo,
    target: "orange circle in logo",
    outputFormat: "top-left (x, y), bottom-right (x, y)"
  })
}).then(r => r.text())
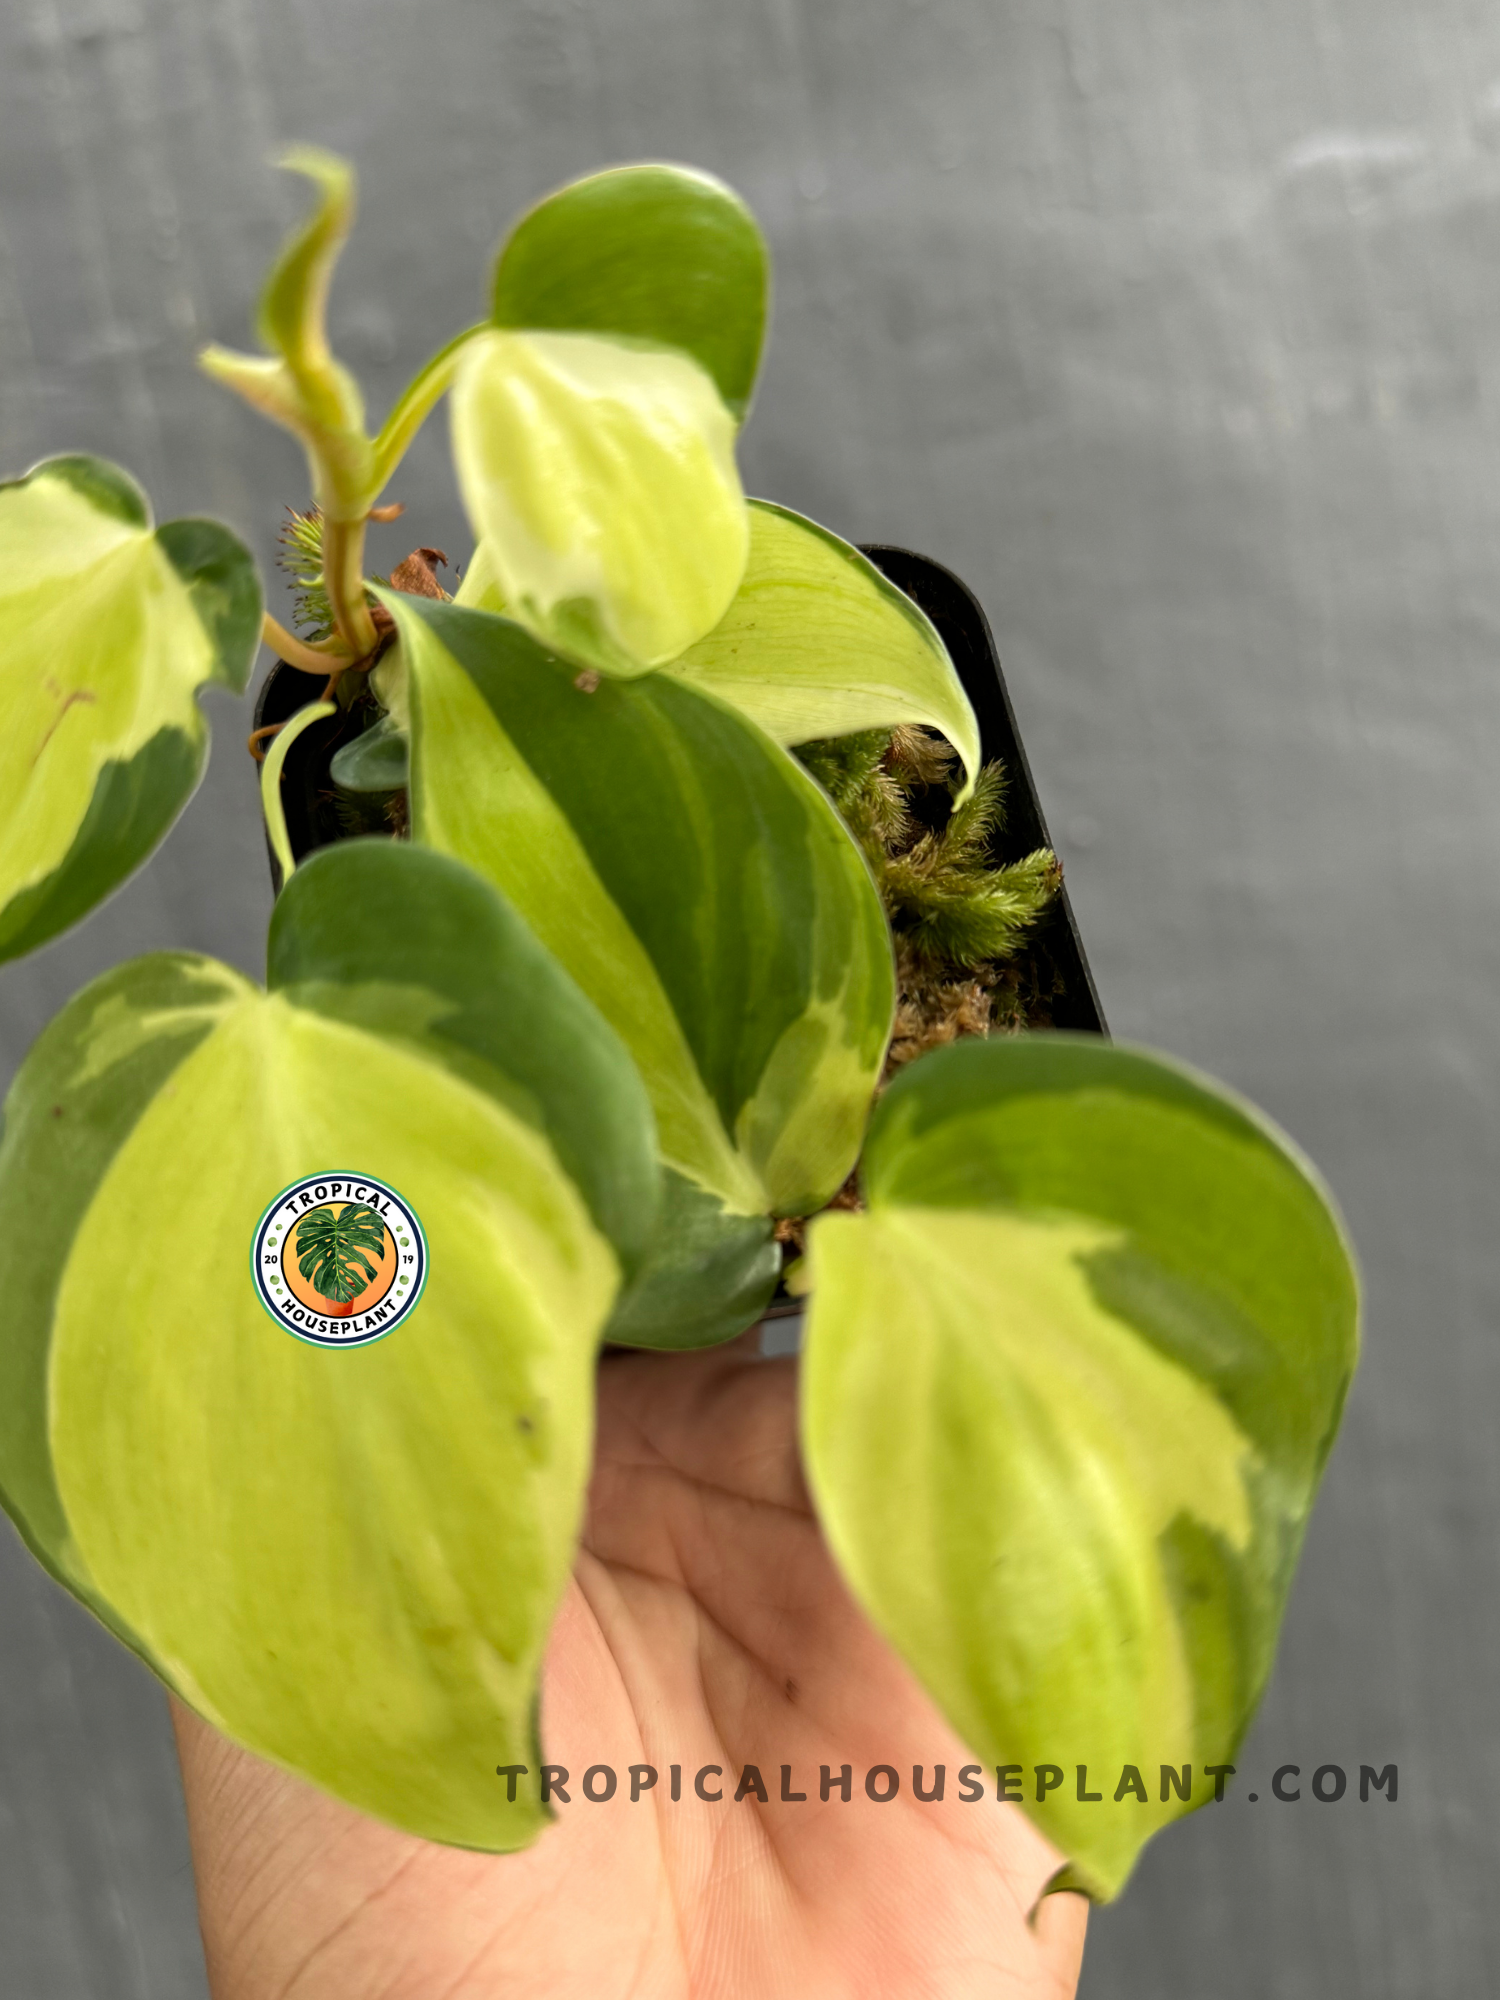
top-left (282, 1202), bottom-right (400, 1319)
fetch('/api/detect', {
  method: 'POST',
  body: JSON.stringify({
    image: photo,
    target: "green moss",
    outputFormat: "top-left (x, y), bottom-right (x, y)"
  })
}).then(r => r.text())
top-left (795, 725), bottom-right (1063, 1072)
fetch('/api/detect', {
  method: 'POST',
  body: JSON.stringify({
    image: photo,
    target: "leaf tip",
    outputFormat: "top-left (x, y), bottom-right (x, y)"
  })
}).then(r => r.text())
top-left (274, 143), bottom-right (356, 216)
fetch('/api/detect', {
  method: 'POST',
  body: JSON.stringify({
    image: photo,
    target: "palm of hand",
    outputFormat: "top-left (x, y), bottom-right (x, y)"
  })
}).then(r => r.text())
top-left (174, 1338), bottom-right (1087, 1999)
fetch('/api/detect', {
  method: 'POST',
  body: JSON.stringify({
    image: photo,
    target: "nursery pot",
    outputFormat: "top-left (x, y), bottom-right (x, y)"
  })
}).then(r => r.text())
top-left (252, 547), bottom-right (1106, 1039)
top-left (256, 550), bottom-right (1105, 1340)
top-left (252, 665), bottom-right (378, 891)
top-left (859, 545), bottom-right (1105, 1038)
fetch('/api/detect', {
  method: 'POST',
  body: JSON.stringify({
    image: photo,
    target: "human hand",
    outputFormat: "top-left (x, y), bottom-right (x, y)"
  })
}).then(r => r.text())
top-left (173, 1335), bottom-right (1088, 1998)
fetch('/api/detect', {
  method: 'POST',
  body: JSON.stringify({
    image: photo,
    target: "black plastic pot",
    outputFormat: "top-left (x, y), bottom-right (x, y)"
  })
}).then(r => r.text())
top-left (251, 661), bottom-right (373, 896)
top-left (257, 552), bottom-right (1104, 1339)
top-left (858, 545), bottom-right (1106, 1037)
top-left (253, 548), bottom-right (1105, 1038)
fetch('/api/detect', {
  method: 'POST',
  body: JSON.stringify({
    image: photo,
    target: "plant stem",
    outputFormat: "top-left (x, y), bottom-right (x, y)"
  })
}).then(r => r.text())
top-left (260, 700), bottom-right (336, 885)
top-left (371, 323), bottom-right (486, 492)
top-left (322, 517), bottom-right (379, 656)
top-left (262, 612), bottom-right (352, 677)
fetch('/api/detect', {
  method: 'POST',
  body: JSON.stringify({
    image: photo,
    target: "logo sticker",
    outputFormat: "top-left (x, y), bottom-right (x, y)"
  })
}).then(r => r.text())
top-left (251, 1173), bottom-right (427, 1347)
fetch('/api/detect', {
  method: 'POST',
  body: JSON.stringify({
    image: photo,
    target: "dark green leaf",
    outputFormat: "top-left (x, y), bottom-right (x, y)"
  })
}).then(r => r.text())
top-left (603, 1169), bottom-right (779, 1350)
top-left (491, 164), bottom-right (769, 420)
top-left (329, 712), bottom-right (410, 791)
top-left (268, 839), bottom-right (660, 1277)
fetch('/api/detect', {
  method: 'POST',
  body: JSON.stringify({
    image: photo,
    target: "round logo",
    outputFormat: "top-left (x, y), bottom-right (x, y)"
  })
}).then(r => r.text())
top-left (251, 1173), bottom-right (427, 1347)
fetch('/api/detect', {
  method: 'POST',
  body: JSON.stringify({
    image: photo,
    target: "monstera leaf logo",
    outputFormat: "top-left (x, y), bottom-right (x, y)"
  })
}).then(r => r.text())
top-left (294, 1203), bottom-right (387, 1317)
top-left (251, 1175), bottom-right (427, 1347)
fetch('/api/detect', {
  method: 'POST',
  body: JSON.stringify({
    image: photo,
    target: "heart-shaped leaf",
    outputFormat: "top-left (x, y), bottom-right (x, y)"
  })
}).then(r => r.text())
top-left (491, 163), bottom-right (769, 421)
top-left (0, 841), bottom-right (651, 1848)
top-left (450, 328), bottom-right (748, 677)
top-left (455, 164), bottom-right (769, 679)
top-left (328, 711), bottom-right (410, 791)
top-left (802, 1034), bottom-right (1358, 1900)
top-left (268, 839), bottom-right (659, 1275)
top-left (390, 593), bottom-right (894, 1340)
top-left (0, 455), bottom-right (260, 966)
top-left (667, 501), bottom-right (982, 798)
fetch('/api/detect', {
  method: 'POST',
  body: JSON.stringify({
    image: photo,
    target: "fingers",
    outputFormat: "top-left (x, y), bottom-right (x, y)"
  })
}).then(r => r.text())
top-left (1029, 1889), bottom-right (1090, 1995)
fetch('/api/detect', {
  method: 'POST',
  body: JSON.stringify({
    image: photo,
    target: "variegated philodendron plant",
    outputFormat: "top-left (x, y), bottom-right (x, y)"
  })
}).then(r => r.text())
top-left (0, 152), bottom-right (1357, 1900)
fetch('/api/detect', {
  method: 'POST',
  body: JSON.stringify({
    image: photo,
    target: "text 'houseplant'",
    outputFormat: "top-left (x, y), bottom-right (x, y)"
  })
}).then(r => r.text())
top-left (0, 150), bottom-right (1358, 1902)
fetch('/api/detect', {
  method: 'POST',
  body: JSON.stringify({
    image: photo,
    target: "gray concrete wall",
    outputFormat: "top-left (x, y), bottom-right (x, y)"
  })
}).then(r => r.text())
top-left (0, 0), bottom-right (1493, 1991)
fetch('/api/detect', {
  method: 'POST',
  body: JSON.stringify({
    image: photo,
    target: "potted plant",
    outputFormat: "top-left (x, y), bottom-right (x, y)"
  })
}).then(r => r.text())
top-left (0, 150), bottom-right (1357, 1911)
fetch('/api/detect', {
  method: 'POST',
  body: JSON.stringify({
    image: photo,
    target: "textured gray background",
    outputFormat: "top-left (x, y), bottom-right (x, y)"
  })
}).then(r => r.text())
top-left (0, 0), bottom-right (1492, 1992)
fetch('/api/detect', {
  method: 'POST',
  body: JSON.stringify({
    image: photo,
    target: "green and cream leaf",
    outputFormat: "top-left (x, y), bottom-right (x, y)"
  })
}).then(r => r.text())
top-left (391, 593), bottom-right (892, 1340)
top-left (667, 501), bottom-right (981, 797)
top-left (490, 162), bottom-right (769, 421)
top-left (0, 953), bottom-right (246, 1634)
top-left (450, 329), bottom-right (748, 677)
top-left (0, 847), bottom-right (642, 1848)
top-left (395, 593), bottom-right (893, 1221)
top-left (801, 1034), bottom-right (1359, 1901)
top-left (0, 455), bottom-right (261, 966)
top-left (268, 839), bottom-right (659, 1275)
